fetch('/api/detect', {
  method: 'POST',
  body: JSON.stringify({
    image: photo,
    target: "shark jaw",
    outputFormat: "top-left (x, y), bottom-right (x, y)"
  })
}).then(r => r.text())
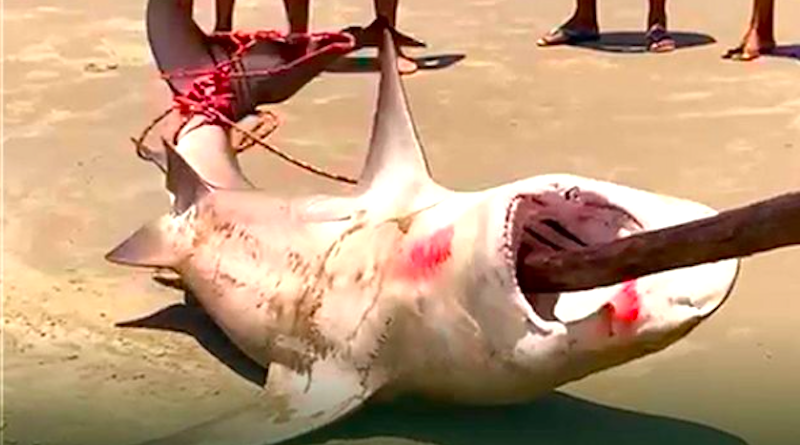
top-left (380, 174), bottom-right (738, 404)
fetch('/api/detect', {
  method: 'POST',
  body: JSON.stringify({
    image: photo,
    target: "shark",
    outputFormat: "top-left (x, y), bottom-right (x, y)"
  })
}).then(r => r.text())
top-left (107, 28), bottom-right (740, 445)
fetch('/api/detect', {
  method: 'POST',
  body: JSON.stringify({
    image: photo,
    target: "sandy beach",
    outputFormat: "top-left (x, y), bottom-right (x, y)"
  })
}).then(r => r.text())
top-left (3, 0), bottom-right (799, 444)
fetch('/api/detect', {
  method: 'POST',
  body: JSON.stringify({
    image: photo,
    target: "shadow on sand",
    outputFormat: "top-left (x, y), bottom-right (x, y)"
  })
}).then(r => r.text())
top-left (325, 53), bottom-right (466, 73)
top-left (290, 393), bottom-right (747, 445)
top-left (117, 300), bottom-right (269, 387)
top-left (119, 296), bottom-right (746, 445)
top-left (571, 31), bottom-right (716, 54)
top-left (768, 44), bottom-right (800, 61)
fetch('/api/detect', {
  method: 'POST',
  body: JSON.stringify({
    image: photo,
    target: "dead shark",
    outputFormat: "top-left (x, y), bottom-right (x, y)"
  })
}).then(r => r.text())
top-left (107, 29), bottom-right (740, 445)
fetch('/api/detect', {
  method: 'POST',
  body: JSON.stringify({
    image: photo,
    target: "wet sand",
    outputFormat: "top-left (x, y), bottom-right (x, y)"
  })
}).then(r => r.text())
top-left (3, 0), bottom-right (799, 444)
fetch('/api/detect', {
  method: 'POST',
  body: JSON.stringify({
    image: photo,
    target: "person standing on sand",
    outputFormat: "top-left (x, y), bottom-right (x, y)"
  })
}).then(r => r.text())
top-left (536, 0), bottom-right (779, 61)
top-left (724, 0), bottom-right (778, 61)
top-left (535, 0), bottom-right (676, 52)
top-left (211, 0), bottom-right (419, 75)
top-left (283, 0), bottom-right (419, 75)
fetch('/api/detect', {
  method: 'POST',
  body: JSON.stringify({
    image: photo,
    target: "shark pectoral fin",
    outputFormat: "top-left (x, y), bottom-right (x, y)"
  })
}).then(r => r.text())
top-left (260, 359), bottom-right (378, 440)
top-left (105, 218), bottom-right (180, 268)
top-left (137, 358), bottom-right (380, 445)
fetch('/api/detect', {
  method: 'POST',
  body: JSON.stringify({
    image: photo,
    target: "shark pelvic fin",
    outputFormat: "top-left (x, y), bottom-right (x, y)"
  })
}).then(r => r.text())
top-left (357, 28), bottom-right (436, 196)
top-left (165, 143), bottom-right (213, 214)
top-left (136, 358), bottom-right (382, 445)
top-left (105, 217), bottom-right (180, 268)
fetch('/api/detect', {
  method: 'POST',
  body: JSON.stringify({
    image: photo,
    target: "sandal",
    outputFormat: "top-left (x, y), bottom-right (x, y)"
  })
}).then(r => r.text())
top-left (537, 26), bottom-right (600, 47)
top-left (645, 25), bottom-right (676, 53)
top-left (722, 43), bottom-right (774, 61)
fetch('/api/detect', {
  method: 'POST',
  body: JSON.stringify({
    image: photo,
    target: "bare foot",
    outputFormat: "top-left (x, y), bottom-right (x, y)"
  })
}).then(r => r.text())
top-left (723, 27), bottom-right (776, 61)
top-left (397, 54), bottom-right (418, 75)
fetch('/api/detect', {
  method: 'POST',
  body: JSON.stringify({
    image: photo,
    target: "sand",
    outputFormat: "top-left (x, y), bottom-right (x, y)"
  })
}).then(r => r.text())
top-left (3, 0), bottom-right (799, 444)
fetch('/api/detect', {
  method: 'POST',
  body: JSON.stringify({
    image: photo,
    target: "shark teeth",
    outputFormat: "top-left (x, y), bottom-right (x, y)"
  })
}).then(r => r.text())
top-left (502, 194), bottom-right (532, 310)
top-left (502, 195), bottom-right (522, 270)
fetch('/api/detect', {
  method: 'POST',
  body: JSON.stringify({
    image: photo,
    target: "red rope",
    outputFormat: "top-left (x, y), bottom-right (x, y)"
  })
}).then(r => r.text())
top-left (163, 30), bottom-right (356, 128)
top-left (137, 29), bottom-right (359, 184)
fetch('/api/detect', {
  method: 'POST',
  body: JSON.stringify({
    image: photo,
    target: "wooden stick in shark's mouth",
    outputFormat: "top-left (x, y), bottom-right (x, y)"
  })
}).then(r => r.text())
top-left (518, 191), bottom-right (800, 293)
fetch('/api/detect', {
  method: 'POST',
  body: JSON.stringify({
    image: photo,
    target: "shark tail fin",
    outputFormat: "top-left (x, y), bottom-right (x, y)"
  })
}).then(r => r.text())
top-left (105, 217), bottom-right (180, 268)
top-left (165, 141), bottom-right (213, 214)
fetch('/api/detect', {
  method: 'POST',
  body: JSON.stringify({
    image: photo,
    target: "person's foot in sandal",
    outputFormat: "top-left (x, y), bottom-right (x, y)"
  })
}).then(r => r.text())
top-left (644, 0), bottom-right (675, 53)
top-left (537, 0), bottom-right (599, 48)
top-left (723, 0), bottom-right (776, 62)
top-left (537, 25), bottom-right (600, 47)
top-left (646, 24), bottom-right (676, 53)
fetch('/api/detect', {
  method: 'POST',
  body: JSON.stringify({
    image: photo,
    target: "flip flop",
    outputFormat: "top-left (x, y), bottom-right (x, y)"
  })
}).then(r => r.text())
top-left (645, 25), bottom-right (676, 53)
top-left (537, 26), bottom-right (600, 47)
top-left (722, 44), bottom-right (773, 61)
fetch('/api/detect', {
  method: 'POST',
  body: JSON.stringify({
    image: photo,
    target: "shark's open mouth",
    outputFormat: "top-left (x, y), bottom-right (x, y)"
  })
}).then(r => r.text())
top-left (503, 187), bottom-right (646, 320)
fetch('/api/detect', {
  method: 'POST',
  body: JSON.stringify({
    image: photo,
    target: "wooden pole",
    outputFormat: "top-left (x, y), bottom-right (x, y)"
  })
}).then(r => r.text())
top-left (518, 191), bottom-right (800, 293)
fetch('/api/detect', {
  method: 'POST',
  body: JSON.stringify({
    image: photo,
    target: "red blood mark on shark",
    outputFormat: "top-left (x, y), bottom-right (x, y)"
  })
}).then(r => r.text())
top-left (610, 280), bottom-right (640, 322)
top-left (394, 226), bottom-right (455, 280)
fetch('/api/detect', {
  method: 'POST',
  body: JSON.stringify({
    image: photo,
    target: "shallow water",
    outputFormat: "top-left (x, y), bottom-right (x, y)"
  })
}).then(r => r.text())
top-left (4, 0), bottom-right (800, 444)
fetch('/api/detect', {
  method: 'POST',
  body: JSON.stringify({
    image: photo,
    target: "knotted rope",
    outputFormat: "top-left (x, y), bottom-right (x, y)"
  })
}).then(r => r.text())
top-left (131, 29), bottom-right (358, 184)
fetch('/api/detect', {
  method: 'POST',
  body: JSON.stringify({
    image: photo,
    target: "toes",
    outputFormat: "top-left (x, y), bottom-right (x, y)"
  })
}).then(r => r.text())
top-left (722, 44), bottom-right (761, 62)
top-left (649, 38), bottom-right (676, 53)
top-left (397, 56), bottom-right (419, 75)
top-left (645, 25), bottom-right (676, 53)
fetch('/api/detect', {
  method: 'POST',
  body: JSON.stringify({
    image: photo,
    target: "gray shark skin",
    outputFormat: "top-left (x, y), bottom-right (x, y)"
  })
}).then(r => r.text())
top-left (107, 30), bottom-right (739, 445)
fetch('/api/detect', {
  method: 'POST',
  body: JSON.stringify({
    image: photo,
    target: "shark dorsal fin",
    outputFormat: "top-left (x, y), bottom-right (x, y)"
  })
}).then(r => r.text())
top-left (165, 143), bottom-right (213, 214)
top-left (357, 29), bottom-right (435, 195)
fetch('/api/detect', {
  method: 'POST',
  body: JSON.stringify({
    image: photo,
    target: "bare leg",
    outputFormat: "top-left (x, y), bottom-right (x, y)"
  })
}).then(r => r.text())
top-left (537, 0), bottom-right (600, 46)
top-left (283, 0), bottom-right (310, 34)
top-left (374, 0), bottom-right (418, 75)
top-left (214, 0), bottom-right (235, 32)
top-left (647, 0), bottom-right (667, 29)
top-left (724, 0), bottom-right (776, 61)
top-left (645, 0), bottom-right (675, 52)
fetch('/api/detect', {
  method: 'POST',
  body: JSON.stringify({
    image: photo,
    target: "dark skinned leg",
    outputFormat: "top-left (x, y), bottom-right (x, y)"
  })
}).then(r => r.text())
top-left (646, 0), bottom-right (675, 52)
top-left (214, 0), bottom-right (235, 32)
top-left (283, 0), bottom-right (310, 34)
top-left (374, 0), bottom-right (418, 74)
top-left (724, 0), bottom-right (776, 61)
